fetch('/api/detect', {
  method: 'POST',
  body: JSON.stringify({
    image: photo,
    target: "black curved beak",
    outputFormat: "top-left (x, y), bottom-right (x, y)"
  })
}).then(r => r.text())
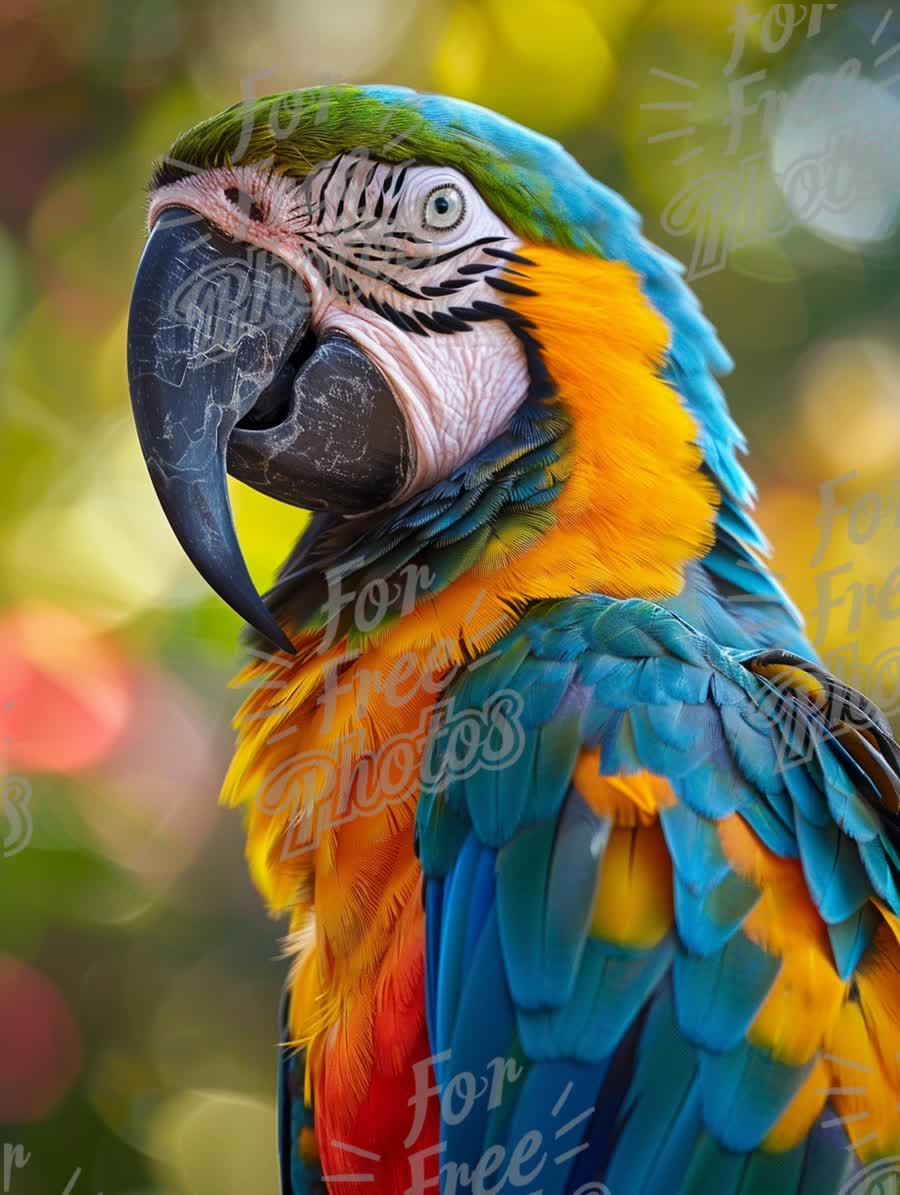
top-left (127, 206), bottom-right (412, 652)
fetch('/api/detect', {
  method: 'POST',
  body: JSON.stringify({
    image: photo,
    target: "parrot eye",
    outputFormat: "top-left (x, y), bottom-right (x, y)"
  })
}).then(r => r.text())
top-left (422, 184), bottom-right (465, 232)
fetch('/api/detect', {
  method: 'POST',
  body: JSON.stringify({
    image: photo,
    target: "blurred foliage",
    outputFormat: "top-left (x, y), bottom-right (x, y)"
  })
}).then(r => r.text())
top-left (0, 0), bottom-right (898, 1191)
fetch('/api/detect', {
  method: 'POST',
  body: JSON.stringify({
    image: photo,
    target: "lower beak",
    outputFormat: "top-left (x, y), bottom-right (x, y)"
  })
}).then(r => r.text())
top-left (127, 206), bottom-right (412, 652)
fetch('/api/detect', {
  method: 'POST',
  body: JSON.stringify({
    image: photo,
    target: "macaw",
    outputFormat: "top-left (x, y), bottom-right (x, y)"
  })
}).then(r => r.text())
top-left (126, 85), bottom-right (900, 1195)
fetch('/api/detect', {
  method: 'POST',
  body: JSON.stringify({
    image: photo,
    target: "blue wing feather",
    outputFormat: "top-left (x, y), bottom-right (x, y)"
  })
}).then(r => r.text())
top-left (418, 590), bottom-right (900, 1193)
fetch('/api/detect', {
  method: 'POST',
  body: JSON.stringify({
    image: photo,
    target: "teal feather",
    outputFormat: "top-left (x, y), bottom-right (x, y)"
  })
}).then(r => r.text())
top-left (715, 497), bottom-right (771, 555)
top-left (588, 602), bottom-right (669, 658)
top-left (463, 845), bottom-right (497, 968)
top-left (518, 935), bottom-right (673, 1062)
top-left (740, 798), bottom-right (799, 859)
top-left (463, 732), bottom-right (537, 844)
top-left (782, 759), bottom-right (831, 827)
top-left (678, 754), bottom-right (746, 819)
top-left (639, 1084), bottom-right (707, 1194)
top-left (795, 812), bottom-right (872, 924)
top-left (698, 1044), bottom-right (814, 1152)
top-left (718, 700), bottom-right (785, 795)
top-left (859, 836), bottom-right (900, 913)
top-left (435, 833), bottom-right (485, 1050)
top-left (807, 723), bottom-right (884, 839)
top-left (644, 699), bottom-right (718, 751)
top-left (507, 656), bottom-right (576, 727)
top-left (680, 1132), bottom-right (748, 1195)
top-left (673, 933), bottom-right (782, 1053)
top-left (679, 1120), bottom-right (856, 1195)
top-left (421, 524), bottom-right (494, 589)
top-left (495, 796), bottom-right (604, 1009)
top-left (604, 986), bottom-right (701, 1194)
top-left (465, 709), bottom-right (584, 845)
top-left (827, 903), bottom-right (879, 980)
top-left (578, 655), bottom-right (646, 705)
top-left (500, 1059), bottom-right (611, 1195)
top-left (428, 485), bottom-right (504, 541)
top-left (416, 784), bottom-right (471, 876)
top-left (660, 804), bottom-right (732, 895)
top-left (674, 870), bottom-right (761, 956)
top-left (459, 634), bottom-right (530, 709)
top-left (597, 709), bottom-right (645, 775)
top-left (445, 906), bottom-right (521, 1168)
top-left (425, 878), bottom-right (444, 1047)
top-left (431, 487), bottom-right (510, 547)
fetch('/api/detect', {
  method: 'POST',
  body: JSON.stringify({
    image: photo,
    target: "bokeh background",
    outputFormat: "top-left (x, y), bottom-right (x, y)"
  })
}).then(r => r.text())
top-left (1, 1), bottom-right (899, 1192)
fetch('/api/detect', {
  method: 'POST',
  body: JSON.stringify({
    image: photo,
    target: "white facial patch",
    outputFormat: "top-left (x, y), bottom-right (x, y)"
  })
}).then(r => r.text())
top-left (149, 158), bottom-right (532, 496)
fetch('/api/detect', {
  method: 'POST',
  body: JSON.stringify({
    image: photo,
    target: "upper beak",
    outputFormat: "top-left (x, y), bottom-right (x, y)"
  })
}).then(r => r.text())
top-left (127, 206), bottom-right (412, 652)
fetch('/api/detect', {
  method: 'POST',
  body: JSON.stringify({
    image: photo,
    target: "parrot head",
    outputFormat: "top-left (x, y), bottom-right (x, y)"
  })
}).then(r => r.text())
top-left (128, 85), bottom-right (748, 653)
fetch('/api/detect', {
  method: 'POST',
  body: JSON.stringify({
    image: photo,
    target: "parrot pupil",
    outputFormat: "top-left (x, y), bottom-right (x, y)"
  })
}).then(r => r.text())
top-left (434, 196), bottom-right (450, 214)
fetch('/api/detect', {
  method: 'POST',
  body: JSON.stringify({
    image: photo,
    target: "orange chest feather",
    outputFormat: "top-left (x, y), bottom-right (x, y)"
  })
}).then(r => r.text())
top-left (230, 638), bottom-right (448, 1185)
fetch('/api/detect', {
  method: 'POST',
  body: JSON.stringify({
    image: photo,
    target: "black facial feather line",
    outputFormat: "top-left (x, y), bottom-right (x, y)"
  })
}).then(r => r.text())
top-left (279, 155), bottom-right (532, 335)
